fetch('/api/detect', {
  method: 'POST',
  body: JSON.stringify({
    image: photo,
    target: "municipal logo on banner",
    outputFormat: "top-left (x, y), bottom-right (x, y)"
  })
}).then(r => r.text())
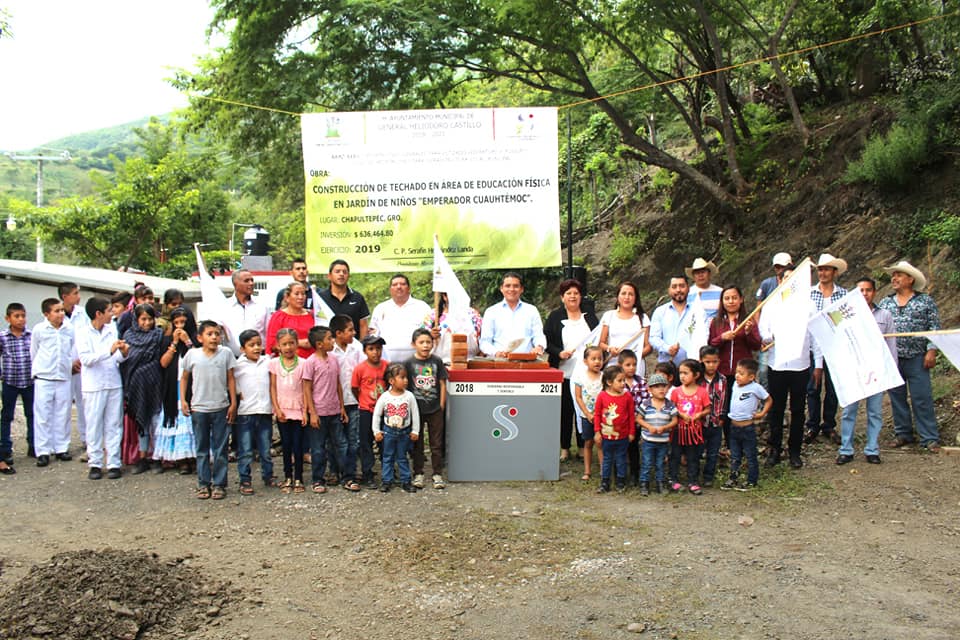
top-left (808, 289), bottom-right (903, 407)
top-left (492, 405), bottom-right (520, 441)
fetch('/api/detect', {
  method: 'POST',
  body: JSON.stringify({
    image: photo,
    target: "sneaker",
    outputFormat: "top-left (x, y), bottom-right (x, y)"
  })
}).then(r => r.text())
top-left (640, 482), bottom-right (649, 497)
top-left (432, 474), bottom-right (445, 490)
top-left (106, 468), bottom-right (122, 480)
top-left (412, 474), bottom-right (425, 489)
top-left (688, 484), bottom-right (703, 495)
top-left (655, 482), bottom-right (665, 494)
top-left (737, 483), bottom-right (756, 492)
top-left (379, 483), bottom-right (391, 493)
top-left (365, 476), bottom-right (379, 490)
top-left (670, 482), bottom-right (682, 493)
top-left (722, 477), bottom-right (738, 490)
top-left (616, 483), bottom-right (626, 493)
top-left (401, 482), bottom-right (417, 493)
top-left (88, 467), bottom-right (103, 480)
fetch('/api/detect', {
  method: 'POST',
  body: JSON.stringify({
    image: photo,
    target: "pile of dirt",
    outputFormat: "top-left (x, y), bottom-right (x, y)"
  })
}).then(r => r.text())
top-left (0, 549), bottom-right (234, 640)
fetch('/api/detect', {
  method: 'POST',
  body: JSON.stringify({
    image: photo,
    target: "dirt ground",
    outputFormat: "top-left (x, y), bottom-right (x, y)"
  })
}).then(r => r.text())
top-left (1, 403), bottom-right (959, 640)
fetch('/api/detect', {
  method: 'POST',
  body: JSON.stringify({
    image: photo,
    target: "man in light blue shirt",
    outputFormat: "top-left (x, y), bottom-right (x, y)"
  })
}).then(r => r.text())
top-left (649, 276), bottom-right (692, 366)
top-left (479, 273), bottom-right (546, 357)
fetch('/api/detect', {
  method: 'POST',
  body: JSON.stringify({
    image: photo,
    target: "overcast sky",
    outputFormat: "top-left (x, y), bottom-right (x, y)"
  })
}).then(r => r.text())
top-left (0, 0), bottom-right (219, 151)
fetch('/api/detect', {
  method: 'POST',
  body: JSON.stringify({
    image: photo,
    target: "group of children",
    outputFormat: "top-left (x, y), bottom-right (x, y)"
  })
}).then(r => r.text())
top-left (574, 346), bottom-right (772, 495)
top-left (0, 285), bottom-right (449, 500)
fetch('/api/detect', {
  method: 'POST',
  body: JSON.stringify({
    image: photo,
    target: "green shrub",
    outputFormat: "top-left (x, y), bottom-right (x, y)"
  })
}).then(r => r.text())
top-left (843, 122), bottom-right (929, 189)
top-left (608, 225), bottom-right (648, 271)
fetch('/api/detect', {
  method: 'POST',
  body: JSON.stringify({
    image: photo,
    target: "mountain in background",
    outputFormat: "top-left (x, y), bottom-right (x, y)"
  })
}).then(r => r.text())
top-left (1, 114), bottom-right (171, 201)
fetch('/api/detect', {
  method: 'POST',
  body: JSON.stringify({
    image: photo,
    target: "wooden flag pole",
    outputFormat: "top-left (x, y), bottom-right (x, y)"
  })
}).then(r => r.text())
top-left (883, 329), bottom-right (960, 338)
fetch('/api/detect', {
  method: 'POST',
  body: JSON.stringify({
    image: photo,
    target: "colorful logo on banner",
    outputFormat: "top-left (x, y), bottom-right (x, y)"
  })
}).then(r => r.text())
top-left (491, 405), bottom-right (519, 441)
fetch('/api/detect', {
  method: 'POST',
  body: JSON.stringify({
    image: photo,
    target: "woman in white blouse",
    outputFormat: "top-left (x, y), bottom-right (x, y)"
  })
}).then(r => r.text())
top-left (598, 281), bottom-right (652, 374)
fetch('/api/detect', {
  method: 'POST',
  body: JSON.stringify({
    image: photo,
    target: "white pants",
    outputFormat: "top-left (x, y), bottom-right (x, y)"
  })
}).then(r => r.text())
top-left (71, 373), bottom-right (86, 443)
top-left (83, 388), bottom-right (123, 469)
top-left (34, 378), bottom-right (72, 456)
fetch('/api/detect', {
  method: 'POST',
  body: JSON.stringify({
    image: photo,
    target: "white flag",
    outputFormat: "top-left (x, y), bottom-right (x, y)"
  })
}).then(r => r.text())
top-left (764, 257), bottom-right (813, 369)
top-left (929, 330), bottom-right (960, 372)
top-left (677, 295), bottom-right (707, 359)
top-left (432, 236), bottom-right (473, 335)
top-left (310, 288), bottom-right (337, 324)
top-left (194, 244), bottom-right (233, 343)
top-left (808, 289), bottom-right (904, 407)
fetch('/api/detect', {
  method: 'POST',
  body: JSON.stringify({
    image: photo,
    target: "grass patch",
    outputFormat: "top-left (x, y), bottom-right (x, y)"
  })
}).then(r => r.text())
top-left (718, 463), bottom-right (833, 506)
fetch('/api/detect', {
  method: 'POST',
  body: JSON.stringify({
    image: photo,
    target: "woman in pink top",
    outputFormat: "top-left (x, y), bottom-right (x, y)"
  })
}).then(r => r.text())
top-left (266, 282), bottom-right (317, 358)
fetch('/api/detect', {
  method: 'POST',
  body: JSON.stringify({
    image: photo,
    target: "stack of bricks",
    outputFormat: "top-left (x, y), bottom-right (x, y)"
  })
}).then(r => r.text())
top-left (449, 334), bottom-right (469, 370)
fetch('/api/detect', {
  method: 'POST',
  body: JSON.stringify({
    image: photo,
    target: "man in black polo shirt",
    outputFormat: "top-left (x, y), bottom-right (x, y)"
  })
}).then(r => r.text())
top-left (274, 258), bottom-right (317, 311)
top-left (317, 259), bottom-right (370, 338)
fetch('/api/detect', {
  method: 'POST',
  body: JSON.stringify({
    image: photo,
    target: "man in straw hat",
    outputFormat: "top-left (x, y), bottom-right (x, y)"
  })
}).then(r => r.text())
top-left (877, 261), bottom-right (942, 452)
top-left (686, 258), bottom-right (722, 322)
top-left (805, 253), bottom-right (848, 445)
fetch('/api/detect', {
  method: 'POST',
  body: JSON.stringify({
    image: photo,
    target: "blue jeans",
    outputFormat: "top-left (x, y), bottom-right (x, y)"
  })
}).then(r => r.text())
top-left (309, 415), bottom-right (340, 484)
top-left (359, 409), bottom-right (376, 480)
top-left (235, 414), bottom-right (274, 483)
top-left (192, 409), bottom-right (229, 488)
top-left (340, 406), bottom-right (360, 480)
top-left (806, 356), bottom-right (838, 435)
top-left (381, 426), bottom-right (412, 484)
top-left (600, 438), bottom-right (629, 485)
top-left (729, 424), bottom-right (759, 485)
top-left (839, 393), bottom-right (883, 456)
top-left (2, 382), bottom-right (34, 457)
top-left (888, 354), bottom-right (939, 446)
top-left (278, 420), bottom-right (304, 481)
top-left (669, 441), bottom-right (703, 486)
top-left (701, 425), bottom-right (723, 484)
top-left (640, 439), bottom-right (668, 482)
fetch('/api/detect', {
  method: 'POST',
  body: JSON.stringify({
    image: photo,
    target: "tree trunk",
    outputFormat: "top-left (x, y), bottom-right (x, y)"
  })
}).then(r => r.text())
top-left (691, 0), bottom-right (750, 196)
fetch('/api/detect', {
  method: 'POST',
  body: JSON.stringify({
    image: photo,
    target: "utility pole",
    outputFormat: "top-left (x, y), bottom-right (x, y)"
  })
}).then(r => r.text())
top-left (6, 149), bottom-right (72, 262)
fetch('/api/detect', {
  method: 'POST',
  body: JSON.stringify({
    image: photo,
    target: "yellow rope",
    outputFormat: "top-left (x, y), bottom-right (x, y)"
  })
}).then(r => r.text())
top-left (182, 11), bottom-right (960, 116)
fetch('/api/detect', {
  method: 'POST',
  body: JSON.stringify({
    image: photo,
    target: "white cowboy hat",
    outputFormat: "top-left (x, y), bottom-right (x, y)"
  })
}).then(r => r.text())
top-left (884, 260), bottom-right (927, 291)
top-left (685, 257), bottom-right (718, 279)
top-left (772, 252), bottom-right (792, 266)
top-left (814, 253), bottom-right (847, 275)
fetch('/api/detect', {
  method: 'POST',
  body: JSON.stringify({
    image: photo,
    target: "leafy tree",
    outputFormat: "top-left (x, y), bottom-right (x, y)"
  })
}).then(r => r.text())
top-left (34, 120), bottom-right (231, 271)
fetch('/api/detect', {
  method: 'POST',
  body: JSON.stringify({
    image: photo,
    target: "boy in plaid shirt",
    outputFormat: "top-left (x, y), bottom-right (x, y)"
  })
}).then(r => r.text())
top-left (1, 303), bottom-right (33, 469)
top-left (618, 349), bottom-right (650, 485)
top-left (700, 345), bottom-right (726, 486)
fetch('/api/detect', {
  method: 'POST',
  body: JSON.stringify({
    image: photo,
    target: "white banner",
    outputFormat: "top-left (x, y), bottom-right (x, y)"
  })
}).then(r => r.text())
top-left (302, 108), bottom-right (562, 272)
top-left (809, 289), bottom-right (903, 407)
top-left (763, 257), bottom-right (813, 369)
top-left (929, 331), bottom-right (960, 373)
top-left (677, 295), bottom-right (708, 359)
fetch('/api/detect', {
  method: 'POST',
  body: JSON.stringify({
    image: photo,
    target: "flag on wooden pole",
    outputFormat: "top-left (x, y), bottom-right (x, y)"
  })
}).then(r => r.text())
top-left (432, 236), bottom-right (473, 335)
top-left (808, 288), bottom-right (903, 407)
top-left (762, 257), bottom-right (813, 369)
top-left (677, 294), bottom-right (708, 359)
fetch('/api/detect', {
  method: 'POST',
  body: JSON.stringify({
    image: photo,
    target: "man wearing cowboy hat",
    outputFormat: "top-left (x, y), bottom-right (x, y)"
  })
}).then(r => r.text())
top-left (877, 261), bottom-right (942, 452)
top-left (805, 253), bottom-right (848, 445)
top-left (686, 258), bottom-right (723, 321)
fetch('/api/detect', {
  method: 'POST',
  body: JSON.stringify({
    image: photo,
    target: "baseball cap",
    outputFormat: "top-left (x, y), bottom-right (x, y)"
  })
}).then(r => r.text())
top-left (648, 373), bottom-right (669, 387)
top-left (361, 334), bottom-right (386, 347)
top-left (772, 252), bottom-right (792, 266)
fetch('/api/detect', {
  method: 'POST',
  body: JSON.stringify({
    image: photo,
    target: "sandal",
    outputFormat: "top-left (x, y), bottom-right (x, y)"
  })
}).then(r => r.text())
top-left (211, 486), bottom-right (226, 500)
top-left (280, 478), bottom-right (293, 494)
top-left (294, 480), bottom-right (306, 493)
top-left (312, 482), bottom-right (327, 494)
top-left (580, 473), bottom-right (591, 482)
top-left (239, 482), bottom-right (255, 496)
top-left (196, 486), bottom-right (211, 500)
top-left (342, 480), bottom-right (361, 492)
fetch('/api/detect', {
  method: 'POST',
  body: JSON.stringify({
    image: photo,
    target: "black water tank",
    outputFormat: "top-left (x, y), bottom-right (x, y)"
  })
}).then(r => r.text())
top-left (243, 225), bottom-right (270, 256)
